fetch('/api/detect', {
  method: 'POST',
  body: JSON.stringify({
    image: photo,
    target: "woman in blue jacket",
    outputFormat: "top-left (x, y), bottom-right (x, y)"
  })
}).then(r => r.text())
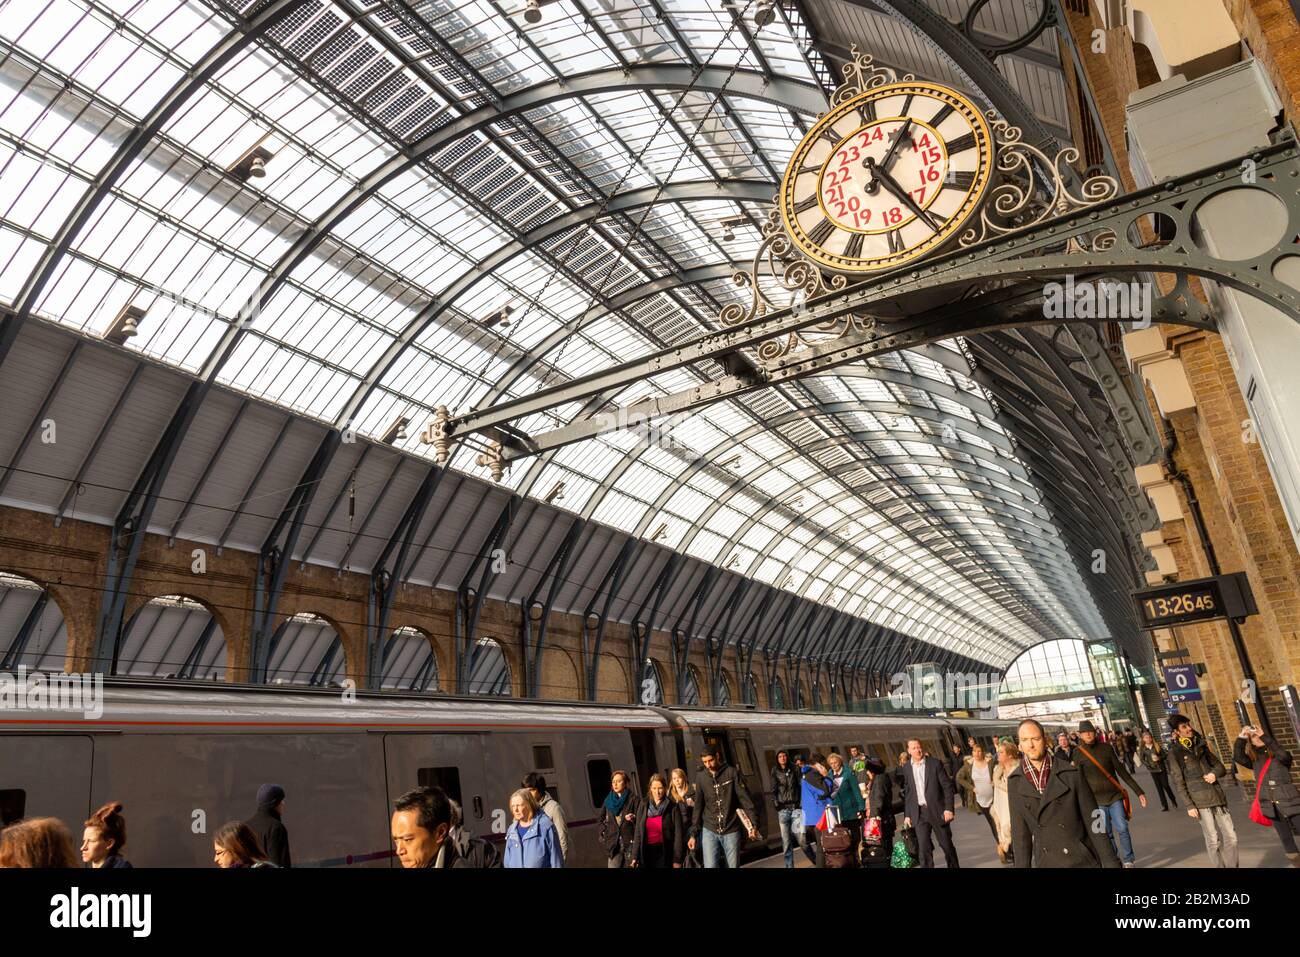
top-left (504, 789), bottom-right (564, 868)
top-left (800, 753), bottom-right (834, 867)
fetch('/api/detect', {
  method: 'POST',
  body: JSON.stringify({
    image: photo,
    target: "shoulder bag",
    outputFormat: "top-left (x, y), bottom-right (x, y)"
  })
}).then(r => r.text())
top-left (1078, 746), bottom-right (1131, 819)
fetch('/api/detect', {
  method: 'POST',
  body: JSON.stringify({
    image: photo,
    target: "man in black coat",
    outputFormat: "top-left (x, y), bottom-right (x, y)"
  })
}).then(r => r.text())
top-left (246, 783), bottom-right (291, 868)
top-left (769, 749), bottom-right (804, 869)
top-left (688, 746), bottom-right (758, 868)
top-left (1053, 732), bottom-right (1076, 764)
top-left (901, 738), bottom-right (959, 868)
top-left (1007, 718), bottom-right (1120, 869)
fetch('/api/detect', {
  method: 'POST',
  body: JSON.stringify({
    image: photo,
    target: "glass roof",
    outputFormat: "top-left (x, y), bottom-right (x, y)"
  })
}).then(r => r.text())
top-left (0, 0), bottom-right (1113, 665)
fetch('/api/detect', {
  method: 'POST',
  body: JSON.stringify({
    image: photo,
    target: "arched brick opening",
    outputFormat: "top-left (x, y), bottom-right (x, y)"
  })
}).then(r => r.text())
top-left (379, 624), bottom-right (443, 692)
top-left (119, 593), bottom-right (228, 680)
top-left (0, 570), bottom-right (71, 671)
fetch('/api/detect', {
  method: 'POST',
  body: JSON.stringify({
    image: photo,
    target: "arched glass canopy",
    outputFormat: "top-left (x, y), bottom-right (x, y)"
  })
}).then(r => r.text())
top-left (0, 0), bottom-right (1147, 675)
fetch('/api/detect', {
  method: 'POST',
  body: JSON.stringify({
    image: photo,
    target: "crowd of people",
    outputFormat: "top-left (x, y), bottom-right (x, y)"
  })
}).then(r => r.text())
top-left (1, 716), bottom-right (1296, 869)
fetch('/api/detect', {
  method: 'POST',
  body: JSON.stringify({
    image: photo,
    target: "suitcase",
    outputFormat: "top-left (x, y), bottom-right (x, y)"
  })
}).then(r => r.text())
top-left (820, 824), bottom-right (856, 868)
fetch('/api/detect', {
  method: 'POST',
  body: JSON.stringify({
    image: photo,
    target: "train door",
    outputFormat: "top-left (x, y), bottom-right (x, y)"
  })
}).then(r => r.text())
top-left (728, 729), bottom-right (765, 833)
top-left (629, 728), bottom-right (657, 794)
top-left (0, 734), bottom-right (92, 830)
top-left (383, 733), bottom-right (492, 852)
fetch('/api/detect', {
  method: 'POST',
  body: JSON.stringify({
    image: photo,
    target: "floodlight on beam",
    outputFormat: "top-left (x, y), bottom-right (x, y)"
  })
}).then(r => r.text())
top-left (105, 303), bottom-right (146, 345)
top-left (481, 304), bottom-right (515, 329)
top-left (382, 416), bottom-right (409, 444)
top-left (229, 143), bottom-right (273, 181)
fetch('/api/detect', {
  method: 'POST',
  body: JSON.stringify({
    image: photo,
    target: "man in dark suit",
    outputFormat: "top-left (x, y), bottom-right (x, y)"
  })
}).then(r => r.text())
top-left (901, 738), bottom-right (959, 868)
top-left (1006, 719), bottom-right (1120, 868)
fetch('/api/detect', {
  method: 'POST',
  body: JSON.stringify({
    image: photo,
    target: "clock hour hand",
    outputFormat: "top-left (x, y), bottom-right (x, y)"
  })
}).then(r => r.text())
top-left (878, 117), bottom-right (913, 174)
top-left (863, 156), bottom-right (941, 233)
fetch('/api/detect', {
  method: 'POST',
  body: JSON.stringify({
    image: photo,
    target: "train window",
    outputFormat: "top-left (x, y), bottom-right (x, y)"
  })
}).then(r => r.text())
top-left (532, 745), bottom-right (554, 770)
top-left (586, 758), bottom-right (613, 808)
top-left (734, 739), bottom-right (757, 778)
top-left (0, 789), bottom-right (24, 826)
top-left (416, 766), bottom-right (462, 806)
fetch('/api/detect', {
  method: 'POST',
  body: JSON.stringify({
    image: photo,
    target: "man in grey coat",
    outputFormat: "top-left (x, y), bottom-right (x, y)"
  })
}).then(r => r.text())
top-left (1167, 714), bottom-right (1238, 868)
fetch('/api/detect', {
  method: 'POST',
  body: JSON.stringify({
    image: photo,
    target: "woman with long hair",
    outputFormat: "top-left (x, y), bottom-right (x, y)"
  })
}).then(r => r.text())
top-left (668, 767), bottom-right (699, 868)
top-left (82, 802), bottom-right (132, 868)
top-left (504, 788), bottom-right (563, 868)
top-left (212, 821), bottom-right (275, 868)
top-left (1139, 730), bottom-right (1178, 812)
top-left (630, 773), bottom-right (684, 869)
top-left (596, 769), bottom-right (639, 868)
top-left (859, 757), bottom-right (896, 868)
top-left (0, 818), bottom-right (78, 868)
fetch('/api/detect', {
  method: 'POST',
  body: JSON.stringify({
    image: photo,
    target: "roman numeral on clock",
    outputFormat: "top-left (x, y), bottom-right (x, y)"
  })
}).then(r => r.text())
top-left (887, 229), bottom-right (905, 253)
top-left (819, 125), bottom-right (844, 147)
top-left (807, 217), bottom-right (836, 247)
top-left (858, 99), bottom-right (876, 124)
top-left (793, 194), bottom-right (819, 213)
top-left (945, 132), bottom-right (975, 155)
top-left (945, 169), bottom-right (976, 190)
top-left (844, 231), bottom-right (865, 259)
top-left (797, 161), bottom-right (822, 175)
top-left (929, 103), bottom-right (954, 126)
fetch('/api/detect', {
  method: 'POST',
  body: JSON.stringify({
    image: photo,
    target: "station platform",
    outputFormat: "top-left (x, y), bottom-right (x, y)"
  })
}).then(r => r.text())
top-left (746, 769), bottom-right (1295, 868)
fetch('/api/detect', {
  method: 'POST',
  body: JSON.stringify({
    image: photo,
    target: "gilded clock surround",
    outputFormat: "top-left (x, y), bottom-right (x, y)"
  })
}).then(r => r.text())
top-left (779, 81), bottom-right (994, 273)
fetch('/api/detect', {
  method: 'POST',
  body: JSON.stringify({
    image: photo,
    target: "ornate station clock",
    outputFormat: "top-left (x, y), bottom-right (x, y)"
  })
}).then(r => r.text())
top-left (779, 80), bottom-right (994, 274)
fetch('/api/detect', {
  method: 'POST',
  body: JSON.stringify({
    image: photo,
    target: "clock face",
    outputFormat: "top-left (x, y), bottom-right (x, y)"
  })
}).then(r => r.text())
top-left (779, 82), bottom-right (994, 273)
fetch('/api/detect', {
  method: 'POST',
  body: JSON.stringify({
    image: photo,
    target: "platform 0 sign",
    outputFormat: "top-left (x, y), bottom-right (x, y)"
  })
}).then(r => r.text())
top-left (1133, 572), bottom-right (1257, 630)
top-left (1163, 664), bottom-right (1202, 703)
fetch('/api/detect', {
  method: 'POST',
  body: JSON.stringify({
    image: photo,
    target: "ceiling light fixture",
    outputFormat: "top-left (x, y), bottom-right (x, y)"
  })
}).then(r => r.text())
top-left (545, 481), bottom-right (566, 504)
top-left (482, 304), bottom-right (515, 328)
top-left (754, 0), bottom-right (776, 28)
top-left (651, 522), bottom-right (668, 542)
top-left (229, 143), bottom-right (273, 181)
top-left (382, 416), bottom-right (409, 444)
top-left (105, 303), bottom-right (145, 345)
top-left (524, 0), bottom-right (542, 23)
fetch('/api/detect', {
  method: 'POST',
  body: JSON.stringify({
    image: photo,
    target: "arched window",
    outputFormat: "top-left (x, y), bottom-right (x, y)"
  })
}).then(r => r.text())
top-left (0, 572), bottom-right (67, 671)
top-left (120, 595), bottom-right (225, 679)
top-left (742, 672), bottom-right (758, 707)
top-left (639, 658), bottom-right (664, 705)
top-left (267, 613), bottom-right (344, 687)
top-left (770, 678), bottom-right (786, 710)
top-left (466, 637), bottom-right (510, 696)
top-left (681, 665), bottom-right (702, 706)
top-left (381, 627), bottom-right (438, 691)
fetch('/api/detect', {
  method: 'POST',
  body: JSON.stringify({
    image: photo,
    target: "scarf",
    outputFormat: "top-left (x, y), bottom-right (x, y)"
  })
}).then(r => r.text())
top-left (1178, 736), bottom-right (1194, 750)
top-left (1022, 751), bottom-right (1052, 794)
top-left (603, 789), bottom-right (630, 816)
top-left (646, 797), bottom-right (669, 818)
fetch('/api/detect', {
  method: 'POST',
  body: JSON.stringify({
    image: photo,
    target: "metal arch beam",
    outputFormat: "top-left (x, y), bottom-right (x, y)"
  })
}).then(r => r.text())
top-left (443, 143), bottom-right (1300, 452)
top-left (671, 565), bottom-right (719, 703)
top-left (0, 0), bottom-right (305, 369)
top-left (582, 537), bottom-right (638, 701)
top-left (201, 65), bottom-right (823, 388)
top-left (0, 591), bottom-right (48, 671)
top-left (250, 431), bottom-right (341, 683)
top-left (849, 0), bottom-right (1063, 158)
top-left (366, 464), bottom-right (444, 689)
top-left (704, 577), bottom-right (750, 704)
top-left (520, 517), bottom-right (585, 699)
top-left (455, 496), bottom-right (520, 694)
top-left (478, 261), bottom-right (748, 410)
top-left (335, 180), bottom-right (773, 430)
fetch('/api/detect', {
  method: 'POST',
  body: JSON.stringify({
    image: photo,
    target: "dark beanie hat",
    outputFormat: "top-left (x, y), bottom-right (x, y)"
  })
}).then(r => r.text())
top-left (257, 783), bottom-right (285, 809)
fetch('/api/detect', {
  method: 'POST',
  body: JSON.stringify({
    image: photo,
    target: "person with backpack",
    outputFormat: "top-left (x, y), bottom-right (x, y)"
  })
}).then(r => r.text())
top-left (245, 783), bottom-right (291, 868)
top-left (1073, 720), bottom-right (1146, 867)
top-left (1234, 724), bottom-right (1300, 866)
top-left (1166, 714), bottom-right (1237, 868)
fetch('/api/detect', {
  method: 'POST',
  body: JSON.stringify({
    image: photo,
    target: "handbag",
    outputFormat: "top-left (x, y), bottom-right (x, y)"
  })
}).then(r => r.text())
top-left (891, 825), bottom-right (918, 868)
top-left (1077, 746), bottom-right (1132, 820)
top-left (861, 779), bottom-right (882, 846)
top-left (1249, 757), bottom-right (1274, 827)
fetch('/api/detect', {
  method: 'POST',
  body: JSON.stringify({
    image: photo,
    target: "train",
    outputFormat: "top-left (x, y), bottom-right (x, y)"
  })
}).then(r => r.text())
top-left (0, 678), bottom-right (1020, 867)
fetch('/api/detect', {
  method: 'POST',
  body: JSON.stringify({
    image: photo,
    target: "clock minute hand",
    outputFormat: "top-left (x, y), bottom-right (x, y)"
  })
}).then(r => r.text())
top-left (864, 156), bottom-right (941, 233)
top-left (877, 117), bottom-right (913, 174)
